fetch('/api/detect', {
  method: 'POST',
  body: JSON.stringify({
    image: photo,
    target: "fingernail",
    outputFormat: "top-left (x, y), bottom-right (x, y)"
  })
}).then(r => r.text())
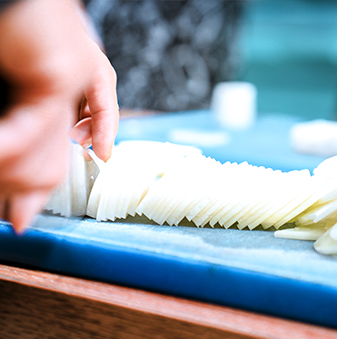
top-left (83, 148), bottom-right (93, 161)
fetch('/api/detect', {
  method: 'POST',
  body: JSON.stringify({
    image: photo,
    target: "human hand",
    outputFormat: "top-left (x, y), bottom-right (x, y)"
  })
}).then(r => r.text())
top-left (0, 0), bottom-right (119, 233)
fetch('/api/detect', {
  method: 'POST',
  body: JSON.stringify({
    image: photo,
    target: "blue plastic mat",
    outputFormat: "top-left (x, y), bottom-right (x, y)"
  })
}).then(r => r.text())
top-left (1, 215), bottom-right (337, 329)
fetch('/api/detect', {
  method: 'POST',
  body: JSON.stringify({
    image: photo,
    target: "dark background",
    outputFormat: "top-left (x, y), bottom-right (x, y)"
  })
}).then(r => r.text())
top-left (85, 0), bottom-right (243, 112)
top-left (85, 0), bottom-right (337, 121)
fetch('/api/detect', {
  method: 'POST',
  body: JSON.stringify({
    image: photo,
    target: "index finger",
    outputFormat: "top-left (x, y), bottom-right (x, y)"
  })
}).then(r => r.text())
top-left (85, 57), bottom-right (119, 162)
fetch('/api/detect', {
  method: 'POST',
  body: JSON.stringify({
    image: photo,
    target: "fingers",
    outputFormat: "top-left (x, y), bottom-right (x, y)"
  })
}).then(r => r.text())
top-left (85, 55), bottom-right (119, 162)
top-left (7, 190), bottom-right (49, 234)
top-left (0, 102), bottom-right (70, 234)
top-left (68, 49), bottom-right (119, 162)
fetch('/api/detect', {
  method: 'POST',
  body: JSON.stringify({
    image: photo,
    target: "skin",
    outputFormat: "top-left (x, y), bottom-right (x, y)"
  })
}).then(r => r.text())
top-left (0, 0), bottom-right (119, 233)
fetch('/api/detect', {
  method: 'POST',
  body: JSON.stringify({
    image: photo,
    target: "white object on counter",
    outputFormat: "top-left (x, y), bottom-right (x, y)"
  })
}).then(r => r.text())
top-left (168, 128), bottom-right (231, 147)
top-left (211, 81), bottom-right (257, 130)
top-left (290, 119), bottom-right (337, 157)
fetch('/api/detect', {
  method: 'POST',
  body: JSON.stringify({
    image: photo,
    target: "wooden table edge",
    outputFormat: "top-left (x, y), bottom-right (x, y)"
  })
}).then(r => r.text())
top-left (0, 263), bottom-right (336, 339)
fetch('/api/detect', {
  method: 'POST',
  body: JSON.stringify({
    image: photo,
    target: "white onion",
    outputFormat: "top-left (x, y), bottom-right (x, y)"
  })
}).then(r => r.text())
top-left (46, 141), bottom-right (337, 255)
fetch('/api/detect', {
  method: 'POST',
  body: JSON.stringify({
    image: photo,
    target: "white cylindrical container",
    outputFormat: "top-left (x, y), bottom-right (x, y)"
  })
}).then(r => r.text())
top-left (211, 81), bottom-right (257, 130)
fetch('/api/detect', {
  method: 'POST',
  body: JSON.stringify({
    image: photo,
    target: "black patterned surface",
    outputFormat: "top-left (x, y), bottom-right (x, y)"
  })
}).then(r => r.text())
top-left (85, 0), bottom-right (243, 112)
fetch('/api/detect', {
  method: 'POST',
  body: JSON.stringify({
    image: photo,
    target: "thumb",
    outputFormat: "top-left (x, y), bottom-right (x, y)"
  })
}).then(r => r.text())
top-left (68, 117), bottom-right (92, 148)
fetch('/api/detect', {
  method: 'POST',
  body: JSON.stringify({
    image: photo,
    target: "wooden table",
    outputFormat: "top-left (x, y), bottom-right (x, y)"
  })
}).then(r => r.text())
top-left (0, 263), bottom-right (336, 339)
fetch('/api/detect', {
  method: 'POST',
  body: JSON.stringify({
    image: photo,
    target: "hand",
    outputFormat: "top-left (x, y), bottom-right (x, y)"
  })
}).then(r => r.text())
top-left (0, 0), bottom-right (119, 233)
top-left (68, 46), bottom-right (119, 161)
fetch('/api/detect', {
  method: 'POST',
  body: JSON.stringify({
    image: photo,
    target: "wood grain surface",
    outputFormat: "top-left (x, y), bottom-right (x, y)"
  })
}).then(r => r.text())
top-left (0, 264), bottom-right (336, 339)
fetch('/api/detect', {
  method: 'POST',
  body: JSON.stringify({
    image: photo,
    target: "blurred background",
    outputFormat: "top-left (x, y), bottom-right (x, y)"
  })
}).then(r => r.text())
top-left (85, 0), bottom-right (242, 112)
top-left (240, 0), bottom-right (337, 120)
top-left (84, 0), bottom-right (337, 121)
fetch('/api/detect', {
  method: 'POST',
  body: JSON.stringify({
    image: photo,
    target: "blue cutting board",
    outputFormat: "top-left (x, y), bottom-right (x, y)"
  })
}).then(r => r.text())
top-left (1, 110), bottom-right (336, 329)
top-left (1, 215), bottom-right (337, 329)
